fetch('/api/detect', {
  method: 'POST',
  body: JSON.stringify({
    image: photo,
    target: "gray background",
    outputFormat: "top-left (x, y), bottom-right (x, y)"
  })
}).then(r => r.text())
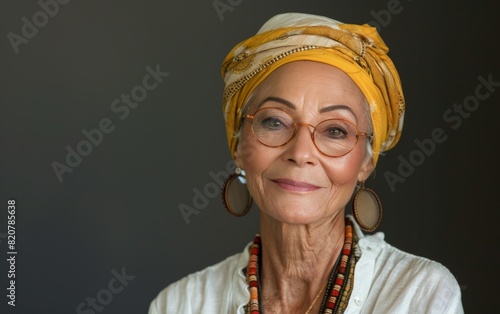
top-left (1, 0), bottom-right (499, 313)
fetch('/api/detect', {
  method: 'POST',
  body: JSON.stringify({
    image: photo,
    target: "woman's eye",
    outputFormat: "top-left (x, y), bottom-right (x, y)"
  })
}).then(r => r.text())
top-left (261, 117), bottom-right (285, 129)
top-left (325, 127), bottom-right (348, 139)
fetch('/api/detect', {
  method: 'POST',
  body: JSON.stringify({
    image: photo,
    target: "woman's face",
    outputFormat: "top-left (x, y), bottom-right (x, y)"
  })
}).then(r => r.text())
top-left (234, 61), bottom-right (374, 225)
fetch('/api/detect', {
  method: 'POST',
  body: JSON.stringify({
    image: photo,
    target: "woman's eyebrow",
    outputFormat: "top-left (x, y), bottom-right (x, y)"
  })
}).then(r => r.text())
top-left (257, 96), bottom-right (296, 109)
top-left (257, 96), bottom-right (358, 122)
top-left (319, 105), bottom-right (357, 121)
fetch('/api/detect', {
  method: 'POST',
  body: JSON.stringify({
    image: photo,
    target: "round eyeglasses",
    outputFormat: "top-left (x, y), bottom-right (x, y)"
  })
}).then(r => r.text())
top-left (244, 107), bottom-right (370, 157)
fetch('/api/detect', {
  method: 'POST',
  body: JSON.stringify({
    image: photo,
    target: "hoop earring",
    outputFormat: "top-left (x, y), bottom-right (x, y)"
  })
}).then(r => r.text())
top-left (221, 168), bottom-right (253, 217)
top-left (352, 181), bottom-right (382, 232)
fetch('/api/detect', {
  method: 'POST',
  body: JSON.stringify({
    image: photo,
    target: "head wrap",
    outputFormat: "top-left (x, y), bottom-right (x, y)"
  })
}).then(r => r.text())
top-left (221, 13), bottom-right (405, 165)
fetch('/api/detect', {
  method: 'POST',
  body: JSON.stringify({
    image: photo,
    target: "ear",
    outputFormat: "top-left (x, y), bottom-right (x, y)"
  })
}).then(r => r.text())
top-left (357, 157), bottom-right (374, 182)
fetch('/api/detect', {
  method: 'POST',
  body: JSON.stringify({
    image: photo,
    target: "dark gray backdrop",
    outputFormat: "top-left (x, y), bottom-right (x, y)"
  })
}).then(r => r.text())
top-left (1, 0), bottom-right (499, 313)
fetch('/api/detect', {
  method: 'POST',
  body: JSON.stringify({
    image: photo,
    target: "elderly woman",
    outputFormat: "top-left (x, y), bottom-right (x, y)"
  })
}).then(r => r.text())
top-left (149, 13), bottom-right (463, 314)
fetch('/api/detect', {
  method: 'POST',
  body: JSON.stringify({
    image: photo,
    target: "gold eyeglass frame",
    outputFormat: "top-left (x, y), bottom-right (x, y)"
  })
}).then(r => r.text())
top-left (243, 107), bottom-right (370, 157)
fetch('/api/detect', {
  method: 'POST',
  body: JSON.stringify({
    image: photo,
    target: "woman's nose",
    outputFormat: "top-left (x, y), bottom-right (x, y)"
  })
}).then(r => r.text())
top-left (282, 125), bottom-right (319, 167)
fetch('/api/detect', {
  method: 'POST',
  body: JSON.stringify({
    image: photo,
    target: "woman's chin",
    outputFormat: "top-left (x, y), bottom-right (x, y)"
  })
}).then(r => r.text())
top-left (261, 205), bottom-right (327, 225)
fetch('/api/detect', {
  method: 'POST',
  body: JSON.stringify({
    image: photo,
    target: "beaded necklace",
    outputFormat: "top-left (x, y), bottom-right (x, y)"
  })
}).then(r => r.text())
top-left (246, 218), bottom-right (357, 314)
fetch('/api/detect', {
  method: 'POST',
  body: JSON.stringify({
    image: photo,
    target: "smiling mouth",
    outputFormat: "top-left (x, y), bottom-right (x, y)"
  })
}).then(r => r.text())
top-left (271, 178), bottom-right (321, 192)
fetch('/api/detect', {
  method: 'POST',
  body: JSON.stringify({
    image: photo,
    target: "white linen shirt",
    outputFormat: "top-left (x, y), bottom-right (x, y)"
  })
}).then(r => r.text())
top-left (148, 220), bottom-right (464, 314)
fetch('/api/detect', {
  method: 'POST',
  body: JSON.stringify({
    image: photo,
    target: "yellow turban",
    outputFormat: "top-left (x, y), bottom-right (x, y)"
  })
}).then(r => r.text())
top-left (221, 13), bottom-right (405, 166)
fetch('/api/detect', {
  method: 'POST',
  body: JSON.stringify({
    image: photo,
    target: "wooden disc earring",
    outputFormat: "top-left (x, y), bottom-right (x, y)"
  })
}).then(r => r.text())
top-left (352, 181), bottom-right (382, 232)
top-left (221, 168), bottom-right (253, 217)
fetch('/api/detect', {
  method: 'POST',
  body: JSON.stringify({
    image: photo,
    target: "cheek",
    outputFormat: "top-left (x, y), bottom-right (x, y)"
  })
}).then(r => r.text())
top-left (323, 148), bottom-right (366, 186)
top-left (236, 130), bottom-right (279, 195)
top-left (238, 143), bottom-right (266, 205)
top-left (237, 125), bottom-right (272, 171)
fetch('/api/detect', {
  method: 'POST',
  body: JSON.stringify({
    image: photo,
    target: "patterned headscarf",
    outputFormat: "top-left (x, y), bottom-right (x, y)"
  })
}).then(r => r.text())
top-left (221, 13), bottom-right (405, 165)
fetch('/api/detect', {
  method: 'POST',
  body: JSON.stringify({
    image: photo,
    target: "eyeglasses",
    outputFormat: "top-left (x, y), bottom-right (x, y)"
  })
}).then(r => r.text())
top-left (244, 107), bottom-right (370, 157)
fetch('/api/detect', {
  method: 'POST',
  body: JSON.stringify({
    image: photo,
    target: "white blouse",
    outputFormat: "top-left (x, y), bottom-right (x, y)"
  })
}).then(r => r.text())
top-left (148, 219), bottom-right (464, 314)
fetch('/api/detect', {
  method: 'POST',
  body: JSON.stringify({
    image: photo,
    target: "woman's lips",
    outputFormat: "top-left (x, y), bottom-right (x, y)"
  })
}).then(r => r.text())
top-left (271, 178), bottom-right (321, 192)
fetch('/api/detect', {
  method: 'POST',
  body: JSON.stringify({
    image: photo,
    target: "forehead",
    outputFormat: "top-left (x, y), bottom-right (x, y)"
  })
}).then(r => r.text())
top-left (249, 61), bottom-right (367, 119)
